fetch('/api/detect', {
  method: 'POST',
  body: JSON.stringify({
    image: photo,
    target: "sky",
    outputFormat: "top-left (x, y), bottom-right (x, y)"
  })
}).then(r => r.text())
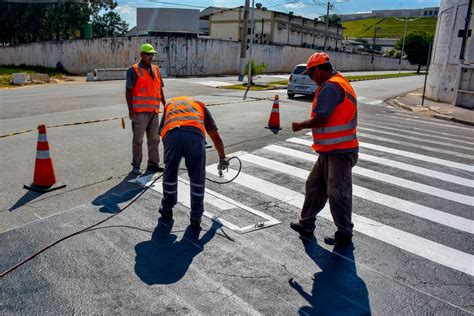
top-left (114, 0), bottom-right (442, 29)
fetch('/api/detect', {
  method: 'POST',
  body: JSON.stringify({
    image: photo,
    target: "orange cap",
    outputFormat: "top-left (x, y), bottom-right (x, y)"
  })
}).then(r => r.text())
top-left (306, 52), bottom-right (331, 70)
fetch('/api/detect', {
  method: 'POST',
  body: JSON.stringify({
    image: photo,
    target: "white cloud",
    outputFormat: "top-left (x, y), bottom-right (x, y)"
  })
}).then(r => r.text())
top-left (284, 2), bottom-right (306, 9)
top-left (117, 4), bottom-right (133, 14)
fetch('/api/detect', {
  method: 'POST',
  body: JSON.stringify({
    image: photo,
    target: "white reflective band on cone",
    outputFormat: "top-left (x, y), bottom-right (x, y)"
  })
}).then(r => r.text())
top-left (38, 134), bottom-right (48, 142)
top-left (36, 150), bottom-right (51, 159)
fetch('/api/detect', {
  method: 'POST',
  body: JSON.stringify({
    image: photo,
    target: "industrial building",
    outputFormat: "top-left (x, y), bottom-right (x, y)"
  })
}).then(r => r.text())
top-left (205, 6), bottom-right (343, 49)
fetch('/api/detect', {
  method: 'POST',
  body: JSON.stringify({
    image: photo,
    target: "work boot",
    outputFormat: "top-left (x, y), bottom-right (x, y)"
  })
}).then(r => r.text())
top-left (132, 166), bottom-right (141, 175)
top-left (159, 207), bottom-right (173, 222)
top-left (324, 231), bottom-right (352, 247)
top-left (290, 222), bottom-right (314, 238)
top-left (147, 165), bottom-right (164, 173)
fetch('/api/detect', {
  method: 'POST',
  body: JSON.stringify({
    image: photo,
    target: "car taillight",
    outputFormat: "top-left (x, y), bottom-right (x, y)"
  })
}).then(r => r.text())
top-left (289, 75), bottom-right (293, 81)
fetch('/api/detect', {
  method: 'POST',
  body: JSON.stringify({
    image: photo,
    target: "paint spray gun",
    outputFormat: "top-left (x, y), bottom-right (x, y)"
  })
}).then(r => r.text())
top-left (217, 158), bottom-right (230, 178)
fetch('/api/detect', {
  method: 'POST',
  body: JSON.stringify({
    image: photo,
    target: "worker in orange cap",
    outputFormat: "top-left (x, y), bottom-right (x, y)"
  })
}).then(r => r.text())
top-left (290, 52), bottom-right (358, 247)
top-left (126, 43), bottom-right (166, 175)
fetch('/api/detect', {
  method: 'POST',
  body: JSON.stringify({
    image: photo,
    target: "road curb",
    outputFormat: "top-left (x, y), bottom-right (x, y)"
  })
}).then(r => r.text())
top-left (388, 96), bottom-right (474, 126)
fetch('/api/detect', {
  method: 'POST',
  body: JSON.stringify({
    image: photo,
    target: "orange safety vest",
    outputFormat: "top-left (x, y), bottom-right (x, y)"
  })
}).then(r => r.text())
top-left (311, 73), bottom-right (358, 152)
top-left (131, 63), bottom-right (162, 113)
top-left (160, 96), bottom-right (206, 139)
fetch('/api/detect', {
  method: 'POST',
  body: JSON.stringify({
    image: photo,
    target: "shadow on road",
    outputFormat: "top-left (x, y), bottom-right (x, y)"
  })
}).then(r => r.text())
top-left (289, 238), bottom-right (371, 315)
top-left (134, 219), bottom-right (220, 285)
top-left (92, 171), bottom-right (144, 214)
top-left (9, 190), bottom-right (42, 211)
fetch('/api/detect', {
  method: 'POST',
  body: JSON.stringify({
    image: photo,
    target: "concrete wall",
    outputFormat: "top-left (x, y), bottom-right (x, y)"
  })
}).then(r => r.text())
top-left (0, 36), bottom-right (416, 76)
top-left (426, 0), bottom-right (473, 105)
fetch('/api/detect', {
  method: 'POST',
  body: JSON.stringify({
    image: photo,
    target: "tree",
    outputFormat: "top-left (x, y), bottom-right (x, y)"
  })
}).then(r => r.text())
top-left (0, 2), bottom-right (128, 45)
top-left (396, 31), bottom-right (432, 73)
top-left (93, 11), bottom-right (129, 38)
top-left (320, 14), bottom-right (342, 27)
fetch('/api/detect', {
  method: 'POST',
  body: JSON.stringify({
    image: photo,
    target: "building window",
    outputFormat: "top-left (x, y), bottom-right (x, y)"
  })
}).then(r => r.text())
top-left (424, 11), bottom-right (427, 16)
top-left (429, 11), bottom-right (432, 15)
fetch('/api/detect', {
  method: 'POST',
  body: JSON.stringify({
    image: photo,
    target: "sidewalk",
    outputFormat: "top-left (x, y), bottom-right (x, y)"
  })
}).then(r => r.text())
top-left (387, 89), bottom-right (474, 126)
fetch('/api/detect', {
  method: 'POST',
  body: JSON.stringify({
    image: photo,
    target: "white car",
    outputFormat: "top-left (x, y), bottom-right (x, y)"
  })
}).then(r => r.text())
top-left (287, 63), bottom-right (317, 98)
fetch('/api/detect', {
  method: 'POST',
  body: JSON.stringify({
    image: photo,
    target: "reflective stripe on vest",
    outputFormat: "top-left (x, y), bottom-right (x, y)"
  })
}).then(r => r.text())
top-left (161, 97), bottom-right (206, 139)
top-left (131, 64), bottom-right (162, 113)
top-left (311, 73), bottom-right (358, 152)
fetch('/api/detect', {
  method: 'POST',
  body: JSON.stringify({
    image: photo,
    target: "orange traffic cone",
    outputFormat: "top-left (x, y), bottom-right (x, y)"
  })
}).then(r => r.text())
top-left (265, 95), bottom-right (282, 134)
top-left (24, 124), bottom-right (66, 193)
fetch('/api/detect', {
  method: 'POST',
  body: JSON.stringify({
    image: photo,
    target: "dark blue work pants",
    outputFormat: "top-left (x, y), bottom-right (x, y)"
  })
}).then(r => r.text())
top-left (160, 129), bottom-right (206, 221)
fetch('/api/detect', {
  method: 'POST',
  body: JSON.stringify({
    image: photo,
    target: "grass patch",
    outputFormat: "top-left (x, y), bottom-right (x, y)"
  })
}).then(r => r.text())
top-left (341, 17), bottom-right (437, 38)
top-left (0, 64), bottom-right (66, 88)
top-left (345, 72), bottom-right (420, 81)
top-left (219, 72), bottom-right (420, 90)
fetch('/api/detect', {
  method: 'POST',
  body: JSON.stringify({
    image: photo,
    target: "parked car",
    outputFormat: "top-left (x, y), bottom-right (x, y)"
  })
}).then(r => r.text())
top-left (287, 63), bottom-right (317, 98)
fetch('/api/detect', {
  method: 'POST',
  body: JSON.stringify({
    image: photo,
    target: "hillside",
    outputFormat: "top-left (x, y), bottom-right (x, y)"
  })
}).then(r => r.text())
top-left (341, 17), bottom-right (437, 38)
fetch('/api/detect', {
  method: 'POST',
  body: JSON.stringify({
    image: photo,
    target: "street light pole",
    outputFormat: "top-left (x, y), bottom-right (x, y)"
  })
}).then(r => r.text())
top-left (371, 27), bottom-right (380, 67)
top-left (239, 0), bottom-right (250, 81)
top-left (398, 13), bottom-right (408, 73)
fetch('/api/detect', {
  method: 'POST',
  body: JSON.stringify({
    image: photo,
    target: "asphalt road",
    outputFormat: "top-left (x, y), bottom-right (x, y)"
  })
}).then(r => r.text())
top-left (1, 74), bottom-right (473, 314)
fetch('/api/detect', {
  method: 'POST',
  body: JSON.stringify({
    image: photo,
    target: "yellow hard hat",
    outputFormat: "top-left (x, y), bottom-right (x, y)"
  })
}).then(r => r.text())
top-left (140, 43), bottom-right (157, 54)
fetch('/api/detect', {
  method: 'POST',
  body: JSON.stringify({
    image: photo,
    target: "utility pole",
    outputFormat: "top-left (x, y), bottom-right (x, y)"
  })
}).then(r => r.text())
top-left (398, 12), bottom-right (408, 73)
top-left (323, 1), bottom-right (332, 51)
top-left (248, 0), bottom-right (255, 86)
top-left (238, 0), bottom-right (250, 81)
top-left (371, 27), bottom-right (380, 68)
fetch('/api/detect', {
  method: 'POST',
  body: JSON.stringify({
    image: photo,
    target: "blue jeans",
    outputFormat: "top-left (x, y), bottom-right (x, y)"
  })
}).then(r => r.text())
top-left (160, 129), bottom-right (206, 221)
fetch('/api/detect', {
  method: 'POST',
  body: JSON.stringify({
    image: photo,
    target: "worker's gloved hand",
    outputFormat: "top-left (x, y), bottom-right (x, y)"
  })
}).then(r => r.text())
top-left (217, 158), bottom-right (229, 173)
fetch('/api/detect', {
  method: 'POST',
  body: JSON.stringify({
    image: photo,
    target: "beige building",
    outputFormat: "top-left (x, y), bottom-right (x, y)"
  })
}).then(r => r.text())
top-left (207, 7), bottom-right (343, 50)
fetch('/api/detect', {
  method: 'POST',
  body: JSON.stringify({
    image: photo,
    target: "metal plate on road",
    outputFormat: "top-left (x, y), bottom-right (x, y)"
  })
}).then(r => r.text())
top-left (130, 163), bottom-right (281, 234)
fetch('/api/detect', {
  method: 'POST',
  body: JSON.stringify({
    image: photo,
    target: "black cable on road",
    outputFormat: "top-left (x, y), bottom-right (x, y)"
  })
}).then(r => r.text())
top-left (1, 157), bottom-right (243, 278)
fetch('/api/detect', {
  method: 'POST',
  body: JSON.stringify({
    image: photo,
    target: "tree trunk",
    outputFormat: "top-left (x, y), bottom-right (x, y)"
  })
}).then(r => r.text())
top-left (417, 64), bottom-right (421, 74)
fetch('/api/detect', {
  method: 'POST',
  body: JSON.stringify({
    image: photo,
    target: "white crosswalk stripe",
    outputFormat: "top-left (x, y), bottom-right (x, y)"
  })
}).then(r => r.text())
top-left (290, 136), bottom-right (474, 172)
top-left (242, 148), bottom-right (474, 233)
top-left (358, 127), bottom-right (474, 151)
top-left (378, 114), bottom-right (474, 131)
top-left (359, 121), bottom-right (473, 145)
top-left (206, 162), bottom-right (474, 276)
top-left (134, 117), bottom-right (473, 277)
top-left (190, 81), bottom-right (235, 87)
top-left (360, 119), bottom-right (473, 141)
top-left (267, 143), bottom-right (474, 188)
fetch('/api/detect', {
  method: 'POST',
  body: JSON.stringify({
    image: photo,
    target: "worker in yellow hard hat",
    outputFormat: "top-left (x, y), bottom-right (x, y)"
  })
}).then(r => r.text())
top-left (290, 52), bottom-right (359, 247)
top-left (125, 43), bottom-right (166, 175)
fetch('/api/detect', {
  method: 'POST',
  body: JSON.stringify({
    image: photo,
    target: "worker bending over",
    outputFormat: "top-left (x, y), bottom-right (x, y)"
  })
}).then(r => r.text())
top-left (158, 96), bottom-right (228, 228)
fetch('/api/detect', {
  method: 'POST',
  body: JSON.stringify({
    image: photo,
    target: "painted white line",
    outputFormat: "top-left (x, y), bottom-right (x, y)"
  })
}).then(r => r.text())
top-left (252, 146), bottom-right (474, 234)
top-left (207, 162), bottom-right (474, 276)
top-left (354, 167), bottom-right (474, 206)
top-left (290, 137), bottom-right (474, 172)
top-left (357, 132), bottom-right (474, 160)
top-left (284, 139), bottom-right (474, 205)
top-left (190, 81), bottom-right (235, 87)
top-left (359, 121), bottom-right (473, 145)
top-left (268, 143), bottom-right (473, 188)
top-left (359, 119), bottom-right (474, 144)
top-left (365, 100), bottom-right (384, 105)
top-left (358, 127), bottom-right (474, 151)
top-left (378, 114), bottom-right (473, 131)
